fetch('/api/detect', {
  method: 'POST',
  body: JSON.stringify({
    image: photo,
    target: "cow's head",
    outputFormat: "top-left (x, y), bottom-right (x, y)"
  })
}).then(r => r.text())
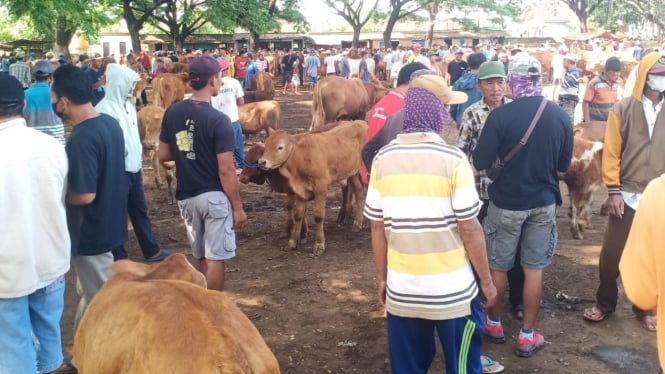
top-left (258, 129), bottom-right (293, 170)
top-left (239, 143), bottom-right (267, 185)
top-left (111, 253), bottom-right (207, 288)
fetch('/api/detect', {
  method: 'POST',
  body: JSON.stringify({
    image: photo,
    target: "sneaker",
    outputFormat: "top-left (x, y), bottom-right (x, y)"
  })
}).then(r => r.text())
top-left (484, 315), bottom-right (506, 344)
top-left (146, 249), bottom-right (171, 263)
top-left (515, 330), bottom-right (545, 357)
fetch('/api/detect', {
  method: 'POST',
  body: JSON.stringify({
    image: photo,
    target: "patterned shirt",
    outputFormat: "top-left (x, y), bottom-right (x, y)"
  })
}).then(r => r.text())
top-left (364, 132), bottom-right (480, 321)
top-left (583, 73), bottom-right (621, 122)
top-left (9, 61), bottom-right (31, 88)
top-left (456, 98), bottom-right (512, 199)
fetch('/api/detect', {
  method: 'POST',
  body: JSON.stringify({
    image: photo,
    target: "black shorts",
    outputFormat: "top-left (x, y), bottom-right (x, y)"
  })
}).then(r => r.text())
top-left (283, 71), bottom-right (293, 82)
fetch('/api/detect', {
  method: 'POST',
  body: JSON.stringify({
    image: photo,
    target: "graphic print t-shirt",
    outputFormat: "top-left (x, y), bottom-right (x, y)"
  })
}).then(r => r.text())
top-left (159, 100), bottom-right (235, 200)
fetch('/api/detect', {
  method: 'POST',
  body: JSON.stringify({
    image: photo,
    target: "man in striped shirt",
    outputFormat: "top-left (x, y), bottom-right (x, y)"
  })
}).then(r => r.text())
top-left (23, 60), bottom-right (65, 145)
top-left (365, 75), bottom-right (496, 374)
top-left (582, 56), bottom-right (623, 122)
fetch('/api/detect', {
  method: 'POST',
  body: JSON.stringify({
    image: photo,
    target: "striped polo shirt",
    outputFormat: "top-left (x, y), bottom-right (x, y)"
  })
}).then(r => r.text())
top-left (24, 83), bottom-right (65, 145)
top-left (583, 73), bottom-right (621, 122)
top-left (364, 132), bottom-right (481, 320)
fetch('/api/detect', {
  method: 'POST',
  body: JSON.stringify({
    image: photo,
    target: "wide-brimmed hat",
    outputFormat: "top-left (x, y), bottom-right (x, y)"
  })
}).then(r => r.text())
top-left (409, 74), bottom-right (468, 105)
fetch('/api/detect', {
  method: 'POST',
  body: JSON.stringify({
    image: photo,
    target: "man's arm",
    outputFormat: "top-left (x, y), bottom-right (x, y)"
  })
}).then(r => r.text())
top-left (582, 101), bottom-right (591, 123)
top-left (457, 218), bottom-right (496, 308)
top-left (66, 192), bottom-right (96, 205)
top-left (158, 141), bottom-right (173, 162)
top-left (369, 219), bottom-right (388, 306)
top-left (217, 152), bottom-right (247, 229)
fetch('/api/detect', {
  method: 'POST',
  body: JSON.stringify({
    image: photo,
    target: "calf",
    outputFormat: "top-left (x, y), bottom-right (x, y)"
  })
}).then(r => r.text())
top-left (73, 254), bottom-right (280, 374)
top-left (562, 136), bottom-right (604, 239)
top-left (239, 100), bottom-right (280, 137)
top-left (151, 72), bottom-right (189, 109)
top-left (137, 105), bottom-right (176, 204)
top-left (244, 90), bottom-right (275, 104)
top-left (258, 121), bottom-right (367, 255)
top-left (251, 72), bottom-right (275, 93)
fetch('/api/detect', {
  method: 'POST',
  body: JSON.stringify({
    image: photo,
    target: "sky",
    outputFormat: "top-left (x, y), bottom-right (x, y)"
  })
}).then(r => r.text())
top-left (297, 0), bottom-right (389, 32)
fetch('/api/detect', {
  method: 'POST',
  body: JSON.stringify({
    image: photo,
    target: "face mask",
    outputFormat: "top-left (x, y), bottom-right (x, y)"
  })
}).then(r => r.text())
top-left (646, 74), bottom-right (665, 92)
top-left (52, 99), bottom-right (65, 120)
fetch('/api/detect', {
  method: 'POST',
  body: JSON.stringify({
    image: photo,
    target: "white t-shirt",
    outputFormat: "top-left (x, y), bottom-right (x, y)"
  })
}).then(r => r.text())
top-left (324, 55), bottom-right (337, 74)
top-left (211, 76), bottom-right (244, 123)
top-left (0, 118), bottom-right (70, 298)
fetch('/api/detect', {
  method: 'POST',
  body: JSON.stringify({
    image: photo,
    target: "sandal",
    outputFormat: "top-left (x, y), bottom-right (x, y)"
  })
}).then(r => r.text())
top-left (481, 355), bottom-right (505, 374)
top-left (633, 306), bottom-right (657, 332)
top-left (583, 306), bottom-right (608, 322)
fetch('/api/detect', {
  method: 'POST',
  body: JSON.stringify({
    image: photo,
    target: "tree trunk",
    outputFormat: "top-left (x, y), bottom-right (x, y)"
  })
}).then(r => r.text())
top-left (55, 29), bottom-right (73, 60)
top-left (382, 7), bottom-right (399, 49)
top-left (352, 26), bottom-right (361, 48)
top-left (129, 26), bottom-right (142, 54)
top-left (426, 13), bottom-right (436, 48)
top-left (250, 30), bottom-right (260, 51)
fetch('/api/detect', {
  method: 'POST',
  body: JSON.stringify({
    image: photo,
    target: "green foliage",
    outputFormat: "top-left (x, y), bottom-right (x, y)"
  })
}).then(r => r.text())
top-left (1, 0), bottom-right (116, 39)
top-left (0, 6), bottom-right (47, 42)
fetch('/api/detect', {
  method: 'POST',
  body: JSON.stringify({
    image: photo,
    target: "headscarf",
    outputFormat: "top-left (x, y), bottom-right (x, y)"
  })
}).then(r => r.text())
top-left (508, 73), bottom-right (543, 99)
top-left (402, 87), bottom-right (448, 134)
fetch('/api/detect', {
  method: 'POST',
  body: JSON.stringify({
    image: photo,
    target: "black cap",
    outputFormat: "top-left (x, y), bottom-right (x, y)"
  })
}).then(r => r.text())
top-left (0, 75), bottom-right (25, 106)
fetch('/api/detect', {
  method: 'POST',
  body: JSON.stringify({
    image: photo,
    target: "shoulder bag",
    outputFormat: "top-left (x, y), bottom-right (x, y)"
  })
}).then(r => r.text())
top-left (486, 98), bottom-right (548, 181)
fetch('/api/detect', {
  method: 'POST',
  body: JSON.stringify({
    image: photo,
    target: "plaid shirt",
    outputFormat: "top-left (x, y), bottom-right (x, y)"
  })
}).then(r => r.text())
top-left (456, 97), bottom-right (512, 199)
top-left (9, 61), bottom-right (32, 88)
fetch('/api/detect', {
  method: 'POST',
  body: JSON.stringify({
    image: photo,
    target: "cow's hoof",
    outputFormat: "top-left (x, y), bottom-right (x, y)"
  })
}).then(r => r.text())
top-left (299, 236), bottom-right (307, 245)
top-left (288, 239), bottom-right (297, 249)
top-left (571, 227), bottom-right (583, 240)
top-left (313, 243), bottom-right (325, 256)
top-left (352, 223), bottom-right (362, 232)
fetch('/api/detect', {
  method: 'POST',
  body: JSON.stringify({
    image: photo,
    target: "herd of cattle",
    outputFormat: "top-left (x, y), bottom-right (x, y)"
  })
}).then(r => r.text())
top-left (66, 55), bottom-right (619, 373)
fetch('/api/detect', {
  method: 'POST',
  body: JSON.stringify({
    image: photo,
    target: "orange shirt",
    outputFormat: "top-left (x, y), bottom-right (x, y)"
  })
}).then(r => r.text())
top-left (583, 73), bottom-right (620, 121)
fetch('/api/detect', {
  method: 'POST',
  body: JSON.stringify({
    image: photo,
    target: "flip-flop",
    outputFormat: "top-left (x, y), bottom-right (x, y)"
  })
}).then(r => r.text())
top-left (481, 355), bottom-right (505, 374)
top-left (640, 314), bottom-right (657, 332)
top-left (583, 306), bottom-right (607, 322)
top-left (513, 304), bottom-right (524, 320)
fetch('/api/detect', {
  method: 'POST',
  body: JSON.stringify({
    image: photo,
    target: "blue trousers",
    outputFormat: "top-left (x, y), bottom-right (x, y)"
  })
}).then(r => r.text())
top-left (386, 295), bottom-right (484, 374)
top-left (0, 277), bottom-right (65, 373)
top-left (231, 121), bottom-right (244, 169)
top-left (113, 171), bottom-right (160, 260)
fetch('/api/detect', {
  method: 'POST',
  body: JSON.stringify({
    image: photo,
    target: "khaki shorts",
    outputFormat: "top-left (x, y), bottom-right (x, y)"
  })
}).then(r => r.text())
top-left (177, 191), bottom-right (236, 260)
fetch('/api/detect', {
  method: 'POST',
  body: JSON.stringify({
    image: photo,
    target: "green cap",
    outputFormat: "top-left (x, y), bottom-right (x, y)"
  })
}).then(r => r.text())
top-left (478, 61), bottom-right (506, 80)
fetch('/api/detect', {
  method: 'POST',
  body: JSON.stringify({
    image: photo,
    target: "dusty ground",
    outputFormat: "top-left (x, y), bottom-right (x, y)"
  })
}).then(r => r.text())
top-left (61, 82), bottom-right (659, 373)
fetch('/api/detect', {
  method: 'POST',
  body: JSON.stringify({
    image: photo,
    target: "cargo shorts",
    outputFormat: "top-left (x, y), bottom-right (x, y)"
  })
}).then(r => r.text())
top-left (177, 191), bottom-right (236, 261)
top-left (482, 201), bottom-right (557, 271)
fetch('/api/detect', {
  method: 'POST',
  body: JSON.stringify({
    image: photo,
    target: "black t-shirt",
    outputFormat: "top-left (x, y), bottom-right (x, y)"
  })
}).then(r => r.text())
top-left (66, 114), bottom-right (128, 256)
top-left (85, 67), bottom-right (105, 107)
top-left (282, 54), bottom-right (296, 73)
top-left (447, 60), bottom-right (469, 85)
top-left (159, 100), bottom-right (235, 200)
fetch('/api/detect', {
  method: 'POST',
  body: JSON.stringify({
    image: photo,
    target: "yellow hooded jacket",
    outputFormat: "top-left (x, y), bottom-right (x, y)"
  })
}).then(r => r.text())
top-left (603, 52), bottom-right (665, 194)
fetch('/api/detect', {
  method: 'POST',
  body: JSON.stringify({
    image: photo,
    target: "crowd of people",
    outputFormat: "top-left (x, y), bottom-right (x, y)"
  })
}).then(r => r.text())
top-left (2, 38), bottom-right (665, 374)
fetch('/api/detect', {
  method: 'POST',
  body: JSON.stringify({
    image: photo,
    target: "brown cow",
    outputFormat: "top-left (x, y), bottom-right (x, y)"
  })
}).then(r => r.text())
top-left (73, 254), bottom-right (280, 374)
top-left (244, 90), bottom-right (275, 104)
top-left (250, 72), bottom-right (275, 93)
top-left (530, 50), bottom-right (555, 84)
top-left (151, 72), bottom-right (189, 109)
top-left (258, 121), bottom-right (367, 255)
top-left (310, 76), bottom-right (385, 130)
top-left (239, 100), bottom-right (280, 137)
top-left (573, 121), bottom-right (606, 142)
top-left (137, 105), bottom-right (176, 204)
top-left (562, 136), bottom-right (603, 240)
top-left (167, 61), bottom-right (189, 74)
top-left (264, 55), bottom-right (278, 76)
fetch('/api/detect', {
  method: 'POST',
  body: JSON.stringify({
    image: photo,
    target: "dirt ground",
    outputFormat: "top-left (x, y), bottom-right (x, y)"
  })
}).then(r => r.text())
top-left (61, 82), bottom-right (659, 373)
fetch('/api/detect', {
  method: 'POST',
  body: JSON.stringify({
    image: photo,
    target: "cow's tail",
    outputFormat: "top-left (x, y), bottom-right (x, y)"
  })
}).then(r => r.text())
top-left (310, 78), bottom-right (325, 130)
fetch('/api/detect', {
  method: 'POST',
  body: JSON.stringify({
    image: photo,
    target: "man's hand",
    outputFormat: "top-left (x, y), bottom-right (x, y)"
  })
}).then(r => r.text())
top-left (377, 280), bottom-right (387, 307)
top-left (604, 194), bottom-right (624, 219)
top-left (479, 280), bottom-right (497, 309)
top-left (233, 208), bottom-right (248, 229)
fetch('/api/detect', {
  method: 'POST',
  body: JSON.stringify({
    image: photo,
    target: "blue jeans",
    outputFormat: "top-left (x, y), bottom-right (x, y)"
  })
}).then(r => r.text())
top-left (386, 295), bottom-right (484, 374)
top-left (0, 276), bottom-right (65, 373)
top-left (231, 121), bottom-right (244, 169)
top-left (113, 170), bottom-right (160, 260)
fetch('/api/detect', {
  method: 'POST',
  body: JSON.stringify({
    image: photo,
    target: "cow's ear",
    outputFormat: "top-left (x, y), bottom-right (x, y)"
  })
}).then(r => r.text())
top-left (112, 260), bottom-right (151, 277)
top-left (266, 127), bottom-right (275, 137)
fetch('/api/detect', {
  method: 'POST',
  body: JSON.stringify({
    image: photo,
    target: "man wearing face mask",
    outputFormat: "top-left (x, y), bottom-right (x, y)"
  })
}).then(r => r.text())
top-left (95, 63), bottom-right (171, 263)
top-left (51, 65), bottom-right (128, 328)
top-left (584, 52), bottom-right (665, 332)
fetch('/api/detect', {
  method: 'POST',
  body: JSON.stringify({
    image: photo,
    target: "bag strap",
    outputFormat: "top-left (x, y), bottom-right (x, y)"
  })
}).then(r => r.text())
top-left (499, 98), bottom-right (548, 166)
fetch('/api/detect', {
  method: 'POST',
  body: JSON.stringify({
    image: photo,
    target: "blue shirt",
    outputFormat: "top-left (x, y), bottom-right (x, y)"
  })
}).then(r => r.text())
top-left (23, 82), bottom-right (65, 145)
top-left (451, 73), bottom-right (481, 125)
top-left (359, 60), bottom-right (369, 82)
top-left (159, 100), bottom-right (236, 200)
top-left (472, 96), bottom-right (574, 210)
top-left (66, 114), bottom-right (128, 255)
